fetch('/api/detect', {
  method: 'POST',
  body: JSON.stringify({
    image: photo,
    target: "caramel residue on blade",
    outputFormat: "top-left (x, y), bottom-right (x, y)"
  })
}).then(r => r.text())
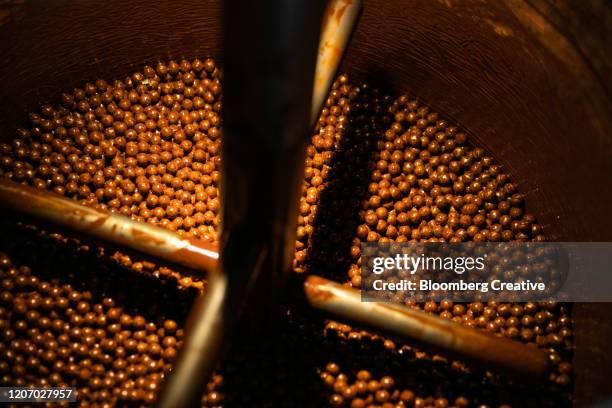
top-left (130, 227), bottom-right (166, 245)
top-left (87, 214), bottom-right (109, 230)
top-left (335, 0), bottom-right (353, 22)
top-left (322, 0), bottom-right (354, 28)
top-left (304, 275), bottom-right (335, 303)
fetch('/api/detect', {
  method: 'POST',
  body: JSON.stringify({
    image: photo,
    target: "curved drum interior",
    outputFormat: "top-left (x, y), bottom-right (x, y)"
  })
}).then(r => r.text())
top-left (0, 0), bottom-right (610, 405)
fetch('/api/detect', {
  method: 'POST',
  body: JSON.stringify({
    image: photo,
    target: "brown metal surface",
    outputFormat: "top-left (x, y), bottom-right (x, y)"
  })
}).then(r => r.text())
top-left (0, 0), bottom-right (610, 404)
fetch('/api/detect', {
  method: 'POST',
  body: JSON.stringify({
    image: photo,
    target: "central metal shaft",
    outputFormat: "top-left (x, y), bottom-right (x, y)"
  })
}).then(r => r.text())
top-left (220, 0), bottom-right (326, 327)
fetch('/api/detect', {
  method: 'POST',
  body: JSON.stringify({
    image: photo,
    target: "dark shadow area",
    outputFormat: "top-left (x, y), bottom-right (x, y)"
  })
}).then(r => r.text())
top-left (306, 79), bottom-right (394, 282)
top-left (0, 219), bottom-right (196, 327)
top-left (318, 327), bottom-right (571, 408)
